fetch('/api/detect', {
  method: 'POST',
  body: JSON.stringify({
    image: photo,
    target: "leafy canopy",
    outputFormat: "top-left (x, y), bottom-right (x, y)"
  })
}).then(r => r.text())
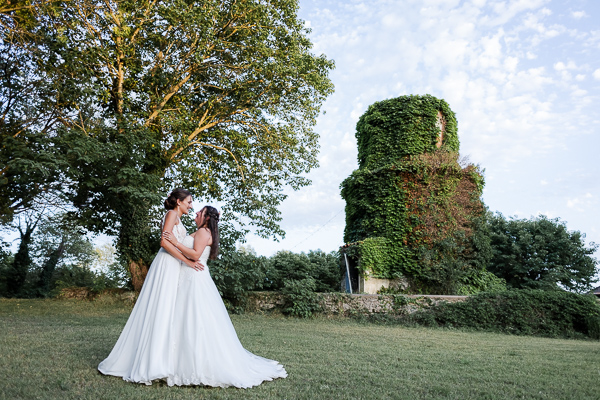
top-left (486, 213), bottom-right (599, 293)
top-left (2, 0), bottom-right (334, 288)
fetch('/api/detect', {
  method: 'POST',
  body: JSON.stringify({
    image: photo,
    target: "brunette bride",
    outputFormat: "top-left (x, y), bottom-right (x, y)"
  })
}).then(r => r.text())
top-left (98, 188), bottom-right (203, 384)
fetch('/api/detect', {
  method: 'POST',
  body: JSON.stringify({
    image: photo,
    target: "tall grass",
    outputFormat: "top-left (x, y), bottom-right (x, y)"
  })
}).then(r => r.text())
top-left (1, 298), bottom-right (599, 399)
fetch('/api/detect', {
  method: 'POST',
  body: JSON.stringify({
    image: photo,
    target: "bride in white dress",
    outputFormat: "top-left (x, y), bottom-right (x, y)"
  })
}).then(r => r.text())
top-left (163, 205), bottom-right (287, 388)
top-left (98, 189), bottom-right (204, 384)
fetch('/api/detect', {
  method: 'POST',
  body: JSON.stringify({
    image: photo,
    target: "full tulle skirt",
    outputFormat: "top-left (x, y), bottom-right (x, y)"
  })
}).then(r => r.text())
top-left (98, 249), bottom-right (181, 384)
top-left (168, 263), bottom-right (287, 388)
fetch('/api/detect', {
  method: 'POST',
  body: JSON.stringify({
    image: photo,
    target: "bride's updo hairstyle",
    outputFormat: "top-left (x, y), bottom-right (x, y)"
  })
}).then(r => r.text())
top-left (164, 188), bottom-right (192, 210)
top-left (201, 206), bottom-right (220, 260)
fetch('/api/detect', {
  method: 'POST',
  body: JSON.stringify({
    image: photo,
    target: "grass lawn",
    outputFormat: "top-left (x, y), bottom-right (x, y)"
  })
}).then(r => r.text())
top-left (0, 298), bottom-right (598, 400)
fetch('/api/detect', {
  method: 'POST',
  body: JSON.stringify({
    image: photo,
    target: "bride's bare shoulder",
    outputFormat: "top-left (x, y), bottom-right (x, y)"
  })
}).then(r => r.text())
top-left (192, 227), bottom-right (211, 243)
top-left (161, 210), bottom-right (180, 230)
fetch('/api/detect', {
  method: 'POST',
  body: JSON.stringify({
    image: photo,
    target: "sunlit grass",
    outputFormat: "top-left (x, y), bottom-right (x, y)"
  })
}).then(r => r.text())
top-left (1, 298), bottom-right (599, 399)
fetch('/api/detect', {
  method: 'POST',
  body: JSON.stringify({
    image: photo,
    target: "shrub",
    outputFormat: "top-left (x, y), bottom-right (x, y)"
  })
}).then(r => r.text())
top-left (281, 278), bottom-right (322, 318)
top-left (409, 290), bottom-right (600, 339)
top-left (210, 249), bottom-right (267, 313)
top-left (50, 263), bottom-right (114, 296)
top-left (264, 250), bottom-right (342, 292)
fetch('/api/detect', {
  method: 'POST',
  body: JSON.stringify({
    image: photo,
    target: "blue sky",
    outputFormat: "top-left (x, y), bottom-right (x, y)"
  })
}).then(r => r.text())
top-left (245, 0), bottom-right (600, 263)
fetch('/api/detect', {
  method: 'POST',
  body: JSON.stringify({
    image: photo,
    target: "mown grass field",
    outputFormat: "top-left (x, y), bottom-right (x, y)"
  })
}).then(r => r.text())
top-left (0, 298), bottom-right (598, 400)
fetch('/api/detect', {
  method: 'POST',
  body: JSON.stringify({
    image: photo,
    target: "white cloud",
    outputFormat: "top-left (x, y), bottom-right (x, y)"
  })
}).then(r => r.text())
top-left (567, 193), bottom-right (596, 212)
top-left (571, 11), bottom-right (587, 19)
top-left (242, 0), bottom-right (600, 261)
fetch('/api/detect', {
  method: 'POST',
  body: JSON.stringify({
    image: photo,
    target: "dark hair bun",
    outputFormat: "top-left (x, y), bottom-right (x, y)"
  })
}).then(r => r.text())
top-left (164, 188), bottom-right (192, 210)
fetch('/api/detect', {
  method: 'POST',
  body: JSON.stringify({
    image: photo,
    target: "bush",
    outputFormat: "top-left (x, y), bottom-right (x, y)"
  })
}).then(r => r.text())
top-left (409, 290), bottom-right (600, 339)
top-left (0, 241), bottom-right (14, 296)
top-left (210, 249), bottom-right (268, 313)
top-left (50, 263), bottom-right (118, 296)
top-left (281, 278), bottom-right (322, 318)
top-left (264, 250), bottom-right (342, 292)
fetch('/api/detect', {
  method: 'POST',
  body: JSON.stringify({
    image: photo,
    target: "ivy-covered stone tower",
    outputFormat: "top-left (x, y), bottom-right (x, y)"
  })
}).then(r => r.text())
top-left (341, 94), bottom-right (490, 294)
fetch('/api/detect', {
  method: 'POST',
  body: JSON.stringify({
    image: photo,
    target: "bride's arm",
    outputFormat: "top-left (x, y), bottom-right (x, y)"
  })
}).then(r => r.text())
top-left (160, 211), bottom-right (203, 271)
top-left (164, 228), bottom-right (210, 262)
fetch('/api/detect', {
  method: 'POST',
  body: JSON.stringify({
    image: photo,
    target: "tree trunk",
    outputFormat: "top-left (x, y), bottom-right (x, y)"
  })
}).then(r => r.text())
top-left (129, 259), bottom-right (149, 292)
top-left (37, 240), bottom-right (65, 296)
top-left (5, 220), bottom-right (37, 297)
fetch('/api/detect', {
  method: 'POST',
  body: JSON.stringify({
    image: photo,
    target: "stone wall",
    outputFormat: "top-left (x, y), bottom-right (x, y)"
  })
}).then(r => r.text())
top-left (246, 291), bottom-right (466, 316)
top-left (57, 288), bottom-right (467, 316)
top-left (58, 287), bottom-right (137, 304)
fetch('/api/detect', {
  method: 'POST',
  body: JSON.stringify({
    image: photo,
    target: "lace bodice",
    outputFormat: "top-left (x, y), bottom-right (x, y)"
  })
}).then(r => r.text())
top-left (162, 212), bottom-right (187, 243)
top-left (172, 221), bottom-right (187, 243)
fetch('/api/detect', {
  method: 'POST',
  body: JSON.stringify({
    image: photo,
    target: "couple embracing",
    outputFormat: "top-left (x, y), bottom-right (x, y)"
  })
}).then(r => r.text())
top-left (98, 188), bottom-right (287, 388)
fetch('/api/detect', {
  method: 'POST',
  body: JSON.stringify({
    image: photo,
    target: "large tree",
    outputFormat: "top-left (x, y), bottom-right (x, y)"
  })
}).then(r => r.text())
top-left (486, 213), bottom-right (599, 293)
top-left (4, 0), bottom-right (334, 290)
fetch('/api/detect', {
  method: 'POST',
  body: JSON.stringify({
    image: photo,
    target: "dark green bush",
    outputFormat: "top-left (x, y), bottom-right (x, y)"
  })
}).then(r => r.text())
top-left (210, 250), bottom-right (268, 313)
top-left (409, 290), bottom-right (600, 339)
top-left (281, 277), bottom-right (322, 318)
top-left (209, 248), bottom-right (340, 315)
top-left (264, 250), bottom-right (342, 292)
top-left (0, 241), bottom-right (14, 296)
top-left (50, 263), bottom-right (118, 296)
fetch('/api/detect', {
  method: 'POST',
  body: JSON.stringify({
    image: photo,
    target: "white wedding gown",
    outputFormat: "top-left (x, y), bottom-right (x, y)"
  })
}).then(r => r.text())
top-left (98, 218), bottom-right (187, 384)
top-left (99, 221), bottom-right (287, 387)
top-left (167, 235), bottom-right (287, 388)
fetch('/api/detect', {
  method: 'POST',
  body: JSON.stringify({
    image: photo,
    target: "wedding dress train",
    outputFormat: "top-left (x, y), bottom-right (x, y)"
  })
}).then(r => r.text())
top-left (168, 236), bottom-right (287, 388)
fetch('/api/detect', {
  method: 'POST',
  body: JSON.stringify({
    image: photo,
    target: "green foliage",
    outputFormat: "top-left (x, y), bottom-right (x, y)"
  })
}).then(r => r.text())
top-left (3, 0), bottom-right (334, 285)
top-left (264, 250), bottom-right (342, 292)
top-left (210, 249), bottom-right (268, 314)
top-left (356, 94), bottom-right (459, 170)
top-left (341, 95), bottom-right (490, 293)
top-left (209, 248), bottom-right (341, 314)
top-left (0, 240), bottom-right (13, 296)
top-left (52, 264), bottom-right (118, 295)
top-left (411, 224), bottom-right (499, 295)
top-left (3, 219), bottom-right (36, 297)
top-left (306, 250), bottom-right (344, 292)
top-left (344, 237), bottom-right (413, 279)
top-left (486, 213), bottom-right (599, 292)
top-left (29, 215), bottom-right (98, 297)
top-left (281, 277), bottom-right (322, 318)
top-left (341, 149), bottom-right (487, 291)
top-left (54, 128), bottom-right (164, 274)
top-left (456, 269), bottom-right (507, 295)
top-left (410, 290), bottom-right (600, 339)
top-left (0, 38), bottom-right (63, 223)
top-left (0, 213), bottom-right (130, 298)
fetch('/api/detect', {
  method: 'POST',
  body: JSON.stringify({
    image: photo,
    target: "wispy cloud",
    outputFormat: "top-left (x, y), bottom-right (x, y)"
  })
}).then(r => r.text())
top-left (245, 0), bottom-right (600, 259)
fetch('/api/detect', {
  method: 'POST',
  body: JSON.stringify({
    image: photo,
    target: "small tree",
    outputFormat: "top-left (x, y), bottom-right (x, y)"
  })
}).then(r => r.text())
top-left (486, 213), bottom-right (599, 292)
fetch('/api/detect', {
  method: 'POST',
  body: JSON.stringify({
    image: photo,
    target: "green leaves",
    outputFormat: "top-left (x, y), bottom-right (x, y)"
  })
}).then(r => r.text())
top-left (355, 95), bottom-right (459, 170)
top-left (341, 96), bottom-right (486, 293)
top-left (486, 213), bottom-right (599, 293)
top-left (410, 290), bottom-right (600, 339)
top-left (3, 0), bottom-right (334, 285)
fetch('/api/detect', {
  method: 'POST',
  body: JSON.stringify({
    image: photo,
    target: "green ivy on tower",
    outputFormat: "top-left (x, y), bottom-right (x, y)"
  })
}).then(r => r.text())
top-left (341, 95), bottom-right (499, 294)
